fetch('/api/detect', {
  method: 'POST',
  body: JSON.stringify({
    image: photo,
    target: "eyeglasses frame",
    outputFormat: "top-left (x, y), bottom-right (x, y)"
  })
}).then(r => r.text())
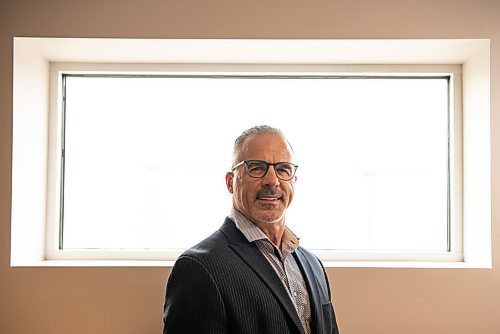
top-left (231, 160), bottom-right (299, 181)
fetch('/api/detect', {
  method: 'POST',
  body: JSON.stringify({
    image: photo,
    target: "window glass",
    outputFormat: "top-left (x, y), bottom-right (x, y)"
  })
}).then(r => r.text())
top-left (62, 75), bottom-right (449, 252)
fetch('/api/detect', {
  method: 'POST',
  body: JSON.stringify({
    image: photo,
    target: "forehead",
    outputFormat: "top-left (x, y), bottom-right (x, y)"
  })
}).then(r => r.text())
top-left (238, 134), bottom-right (293, 161)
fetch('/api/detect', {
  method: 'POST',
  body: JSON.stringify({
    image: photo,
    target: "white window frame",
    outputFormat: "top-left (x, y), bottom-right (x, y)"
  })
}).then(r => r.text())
top-left (48, 64), bottom-right (461, 263)
top-left (11, 38), bottom-right (491, 268)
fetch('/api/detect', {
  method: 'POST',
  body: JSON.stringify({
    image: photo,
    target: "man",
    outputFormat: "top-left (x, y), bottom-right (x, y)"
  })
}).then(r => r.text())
top-left (163, 125), bottom-right (339, 334)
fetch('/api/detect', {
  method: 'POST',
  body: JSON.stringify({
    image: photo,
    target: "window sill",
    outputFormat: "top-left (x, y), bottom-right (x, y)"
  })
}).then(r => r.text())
top-left (10, 259), bottom-right (491, 269)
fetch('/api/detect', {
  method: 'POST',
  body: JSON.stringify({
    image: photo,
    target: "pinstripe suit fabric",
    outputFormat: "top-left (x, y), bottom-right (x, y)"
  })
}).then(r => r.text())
top-left (163, 218), bottom-right (339, 334)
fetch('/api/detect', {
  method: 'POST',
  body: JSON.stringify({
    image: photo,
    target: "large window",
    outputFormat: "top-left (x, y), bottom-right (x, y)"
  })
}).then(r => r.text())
top-left (53, 69), bottom-right (458, 261)
top-left (11, 38), bottom-right (491, 267)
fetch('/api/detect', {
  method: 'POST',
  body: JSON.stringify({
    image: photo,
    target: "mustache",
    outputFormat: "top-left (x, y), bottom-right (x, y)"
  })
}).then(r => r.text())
top-left (256, 186), bottom-right (284, 199)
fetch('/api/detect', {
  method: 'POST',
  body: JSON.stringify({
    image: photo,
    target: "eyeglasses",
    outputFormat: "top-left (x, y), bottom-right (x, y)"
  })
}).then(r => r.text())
top-left (231, 160), bottom-right (298, 181)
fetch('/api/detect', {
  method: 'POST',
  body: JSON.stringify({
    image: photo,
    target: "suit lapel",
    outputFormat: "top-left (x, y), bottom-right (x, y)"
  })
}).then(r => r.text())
top-left (294, 248), bottom-right (323, 334)
top-left (221, 219), bottom-right (305, 334)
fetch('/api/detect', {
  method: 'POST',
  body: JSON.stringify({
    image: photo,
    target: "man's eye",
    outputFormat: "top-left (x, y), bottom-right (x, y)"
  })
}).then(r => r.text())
top-left (248, 164), bottom-right (265, 172)
top-left (276, 164), bottom-right (293, 176)
top-left (276, 168), bottom-right (292, 176)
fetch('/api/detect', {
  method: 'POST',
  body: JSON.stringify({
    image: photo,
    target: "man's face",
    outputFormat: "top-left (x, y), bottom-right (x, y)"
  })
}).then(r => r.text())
top-left (226, 134), bottom-right (296, 226)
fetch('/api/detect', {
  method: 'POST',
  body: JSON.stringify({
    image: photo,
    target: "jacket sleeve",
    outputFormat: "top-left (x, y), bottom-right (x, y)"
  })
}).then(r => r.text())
top-left (163, 255), bottom-right (227, 334)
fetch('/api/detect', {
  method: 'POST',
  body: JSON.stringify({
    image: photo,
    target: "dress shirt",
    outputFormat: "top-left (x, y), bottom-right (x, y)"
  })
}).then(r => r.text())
top-left (229, 208), bottom-right (312, 334)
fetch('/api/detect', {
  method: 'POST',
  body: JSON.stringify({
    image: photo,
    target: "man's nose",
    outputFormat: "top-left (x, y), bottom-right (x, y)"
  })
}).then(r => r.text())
top-left (261, 165), bottom-right (280, 186)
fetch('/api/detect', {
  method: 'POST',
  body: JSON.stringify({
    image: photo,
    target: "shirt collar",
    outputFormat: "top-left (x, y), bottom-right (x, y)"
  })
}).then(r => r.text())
top-left (229, 208), bottom-right (300, 251)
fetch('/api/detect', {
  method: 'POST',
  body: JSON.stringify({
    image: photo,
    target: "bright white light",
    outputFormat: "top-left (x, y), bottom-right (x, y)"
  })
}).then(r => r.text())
top-left (63, 76), bottom-right (449, 251)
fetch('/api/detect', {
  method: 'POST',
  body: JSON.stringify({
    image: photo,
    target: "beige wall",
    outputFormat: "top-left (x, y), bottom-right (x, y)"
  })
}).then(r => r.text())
top-left (1, 0), bottom-right (499, 333)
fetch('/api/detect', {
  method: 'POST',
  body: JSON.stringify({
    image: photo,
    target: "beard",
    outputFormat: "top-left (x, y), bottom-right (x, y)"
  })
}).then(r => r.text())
top-left (252, 185), bottom-right (286, 224)
top-left (253, 210), bottom-right (284, 224)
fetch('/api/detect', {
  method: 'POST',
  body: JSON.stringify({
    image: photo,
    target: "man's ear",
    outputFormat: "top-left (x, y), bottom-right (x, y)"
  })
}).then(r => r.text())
top-left (225, 172), bottom-right (234, 193)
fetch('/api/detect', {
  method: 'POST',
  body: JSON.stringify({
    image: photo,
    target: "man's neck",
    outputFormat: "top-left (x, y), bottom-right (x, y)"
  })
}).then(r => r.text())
top-left (252, 219), bottom-right (284, 248)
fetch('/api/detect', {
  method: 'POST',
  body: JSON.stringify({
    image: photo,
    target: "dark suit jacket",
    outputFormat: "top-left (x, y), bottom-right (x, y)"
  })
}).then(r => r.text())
top-left (163, 217), bottom-right (339, 334)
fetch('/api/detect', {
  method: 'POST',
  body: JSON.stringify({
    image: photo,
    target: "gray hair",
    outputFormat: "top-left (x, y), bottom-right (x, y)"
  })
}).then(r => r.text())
top-left (232, 125), bottom-right (292, 165)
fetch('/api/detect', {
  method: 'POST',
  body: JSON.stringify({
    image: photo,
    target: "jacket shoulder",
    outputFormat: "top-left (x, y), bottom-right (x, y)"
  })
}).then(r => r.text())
top-left (182, 229), bottom-right (229, 258)
top-left (178, 217), bottom-right (240, 263)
